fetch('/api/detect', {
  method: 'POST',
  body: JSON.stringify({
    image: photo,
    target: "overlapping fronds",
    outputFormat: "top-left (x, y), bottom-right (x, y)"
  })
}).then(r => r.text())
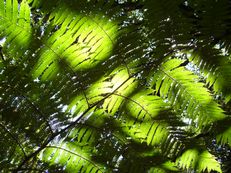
top-left (176, 148), bottom-right (222, 173)
top-left (0, 0), bottom-right (231, 173)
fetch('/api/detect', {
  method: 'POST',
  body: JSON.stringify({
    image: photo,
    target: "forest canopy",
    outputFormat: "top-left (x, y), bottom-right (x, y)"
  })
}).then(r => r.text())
top-left (0, 0), bottom-right (231, 172)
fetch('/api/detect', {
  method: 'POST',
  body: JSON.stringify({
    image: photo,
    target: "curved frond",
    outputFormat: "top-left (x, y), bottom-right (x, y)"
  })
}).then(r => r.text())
top-left (217, 126), bottom-right (231, 147)
top-left (31, 1), bottom-right (120, 80)
top-left (148, 58), bottom-right (226, 128)
top-left (189, 47), bottom-right (231, 103)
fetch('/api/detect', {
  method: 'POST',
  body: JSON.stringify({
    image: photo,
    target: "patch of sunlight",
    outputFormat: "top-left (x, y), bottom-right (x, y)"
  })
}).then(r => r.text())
top-left (32, 11), bottom-right (119, 81)
top-left (177, 148), bottom-right (199, 169)
top-left (215, 44), bottom-right (228, 56)
top-left (126, 90), bottom-right (167, 120)
top-left (0, 37), bottom-right (6, 46)
top-left (66, 94), bottom-right (88, 118)
top-left (67, 66), bottom-right (137, 119)
top-left (102, 66), bottom-right (138, 115)
top-left (0, 0), bottom-right (32, 58)
top-left (67, 14), bottom-right (119, 71)
top-left (61, 105), bottom-right (68, 112)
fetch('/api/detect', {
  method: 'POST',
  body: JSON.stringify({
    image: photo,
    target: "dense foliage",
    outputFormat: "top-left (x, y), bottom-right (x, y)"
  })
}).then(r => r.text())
top-left (1, 0), bottom-right (231, 172)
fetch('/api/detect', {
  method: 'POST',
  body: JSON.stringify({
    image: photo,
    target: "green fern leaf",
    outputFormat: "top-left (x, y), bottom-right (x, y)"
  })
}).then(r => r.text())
top-left (176, 149), bottom-right (222, 173)
top-left (40, 144), bottom-right (105, 173)
top-left (0, 0), bottom-right (32, 57)
top-left (189, 47), bottom-right (231, 103)
top-left (0, 0), bottom-right (230, 172)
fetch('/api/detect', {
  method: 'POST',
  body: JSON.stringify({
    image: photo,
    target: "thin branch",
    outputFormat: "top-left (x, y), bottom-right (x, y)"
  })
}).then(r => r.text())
top-left (112, 93), bottom-right (153, 118)
top-left (2, 83), bottom-right (54, 135)
top-left (122, 60), bottom-right (131, 77)
top-left (21, 95), bottom-right (54, 134)
top-left (0, 123), bottom-right (27, 157)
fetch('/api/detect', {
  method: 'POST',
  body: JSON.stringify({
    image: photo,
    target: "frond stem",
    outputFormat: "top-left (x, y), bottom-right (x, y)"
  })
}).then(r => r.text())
top-left (45, 145), bottom-right (104, 172)
top-left (112, 93), bottom-right (153, 118)
top-left (13, 72), bottom-right (138, 172)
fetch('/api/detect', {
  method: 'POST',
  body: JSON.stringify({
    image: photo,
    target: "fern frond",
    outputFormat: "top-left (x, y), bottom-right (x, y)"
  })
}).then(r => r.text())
top-left (76, 88), bottom-right (189, 169)
top-left (0, 0), bottom-right (230, 172)
top-left (40, 144), bottom-right (105, 173)
top-left (114, 89), bottom-right (187, 158)
top-left (148, 58), bottom-right (226, 128)
top-left (31, 1), bottom-right (120, 80)
top-left (38, 113), bottom-right (106, 172)
top-left (189, 47), bottom-right (231, 103)
top-left (66, 66), bottom-right (137, 120)
top-left (176, 149), bottom-right (222, 173)
top-left (217, 127), bottom-right (231, 147)
top-left (212, 118), bottom-right (231, 147)
top-left (0, 0), bottom-right (32, 58)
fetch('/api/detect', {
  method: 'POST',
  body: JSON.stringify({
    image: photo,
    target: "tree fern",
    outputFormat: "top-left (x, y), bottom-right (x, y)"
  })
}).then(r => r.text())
top-left (0, 0), bottom-right (231, 172)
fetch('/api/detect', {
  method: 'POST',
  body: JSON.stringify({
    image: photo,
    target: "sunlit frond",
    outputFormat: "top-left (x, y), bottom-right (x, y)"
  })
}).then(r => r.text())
top-left (148, 58), bottom-right (226, 128)
top-left (176, 149), bottom-right (222, 173)
top-left (0, 0), bottom-right (32, 58)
